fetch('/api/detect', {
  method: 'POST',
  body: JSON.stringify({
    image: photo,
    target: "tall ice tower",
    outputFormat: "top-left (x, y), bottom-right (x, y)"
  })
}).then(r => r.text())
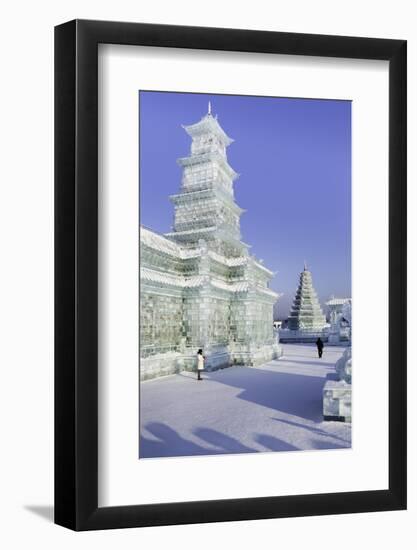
top-left (165, 102), bottom-right (247, 258)
top-left (139, 102), bottom-right (282, 379)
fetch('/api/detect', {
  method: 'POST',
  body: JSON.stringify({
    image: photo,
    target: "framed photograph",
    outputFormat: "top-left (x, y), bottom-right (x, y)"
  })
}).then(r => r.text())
top-left (55, 19), bottom-right (406, 530)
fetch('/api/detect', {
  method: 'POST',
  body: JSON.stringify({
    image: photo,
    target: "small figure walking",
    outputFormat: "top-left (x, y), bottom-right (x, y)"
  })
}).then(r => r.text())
top-left (197, 349), bottom-right (205, 380)
top-left (316, 337), bottom-right (324, 358)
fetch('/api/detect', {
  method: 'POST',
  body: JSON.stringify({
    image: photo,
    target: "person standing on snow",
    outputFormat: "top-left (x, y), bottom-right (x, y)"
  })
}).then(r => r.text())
top-left (197, 349), bottom-right (205, 381)
top-left (316, 337), bottom-right (324, 358)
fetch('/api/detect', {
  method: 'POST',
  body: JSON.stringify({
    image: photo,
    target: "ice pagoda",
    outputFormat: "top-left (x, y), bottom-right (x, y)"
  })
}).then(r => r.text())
top-left (280, 264), bottom-right (327, 342)
top-left (140, 103), bottom-right (282, 380)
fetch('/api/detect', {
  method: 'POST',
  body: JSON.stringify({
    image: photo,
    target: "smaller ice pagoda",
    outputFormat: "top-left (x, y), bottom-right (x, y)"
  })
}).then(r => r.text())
top-left (279, 263), bottom-right (327, 342)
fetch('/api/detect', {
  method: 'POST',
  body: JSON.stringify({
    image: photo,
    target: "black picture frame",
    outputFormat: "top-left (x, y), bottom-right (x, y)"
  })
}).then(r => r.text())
top-left (55, 19), bottom-right (407, 531)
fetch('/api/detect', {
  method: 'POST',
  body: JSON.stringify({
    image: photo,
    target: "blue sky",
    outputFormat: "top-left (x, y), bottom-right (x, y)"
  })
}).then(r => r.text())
top-left (140, 91), bottom-right (351, 318)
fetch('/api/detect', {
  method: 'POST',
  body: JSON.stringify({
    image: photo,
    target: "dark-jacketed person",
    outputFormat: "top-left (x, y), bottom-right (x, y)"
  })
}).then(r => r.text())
top-left (316, 337), bottom-right (324, 358)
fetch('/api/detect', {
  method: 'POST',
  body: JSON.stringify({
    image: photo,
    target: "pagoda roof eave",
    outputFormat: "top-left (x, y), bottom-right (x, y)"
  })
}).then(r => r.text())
top-left (207, 250), bottom-right (247, 267)
top-left (182, 114), bottom-right (234, 146)
top-left (169, 188), bottom-right (245, 214)
top-left (140, 226), bottom-right (199, 259)
top-left (141, 267), bottom-right (279, 298)
top-left (177, 152), bottom-right (239, 180)
top-left (165, 226), bottom-right (217, 239)
top-left (165, 226), bottom-right (251, 252)
top-left (252, 260), bottom-right (274, 276)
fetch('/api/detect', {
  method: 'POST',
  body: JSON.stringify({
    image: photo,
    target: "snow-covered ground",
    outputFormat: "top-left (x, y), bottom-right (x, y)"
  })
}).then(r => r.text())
top-left (140, 343), bottom-right (351, 458)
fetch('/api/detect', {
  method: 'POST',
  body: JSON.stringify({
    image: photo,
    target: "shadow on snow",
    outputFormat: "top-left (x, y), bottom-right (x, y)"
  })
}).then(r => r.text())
top-left (270, 417), bottom-right (350, 445)
top-left (203, 368), bottom-right (327, 423)
top-left (140, 422), bottom-right (303, 458)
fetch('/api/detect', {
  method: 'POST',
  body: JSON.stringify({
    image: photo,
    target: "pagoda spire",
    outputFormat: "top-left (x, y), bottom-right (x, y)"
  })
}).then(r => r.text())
top-left (208, 100), bottom-right (212, 115)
